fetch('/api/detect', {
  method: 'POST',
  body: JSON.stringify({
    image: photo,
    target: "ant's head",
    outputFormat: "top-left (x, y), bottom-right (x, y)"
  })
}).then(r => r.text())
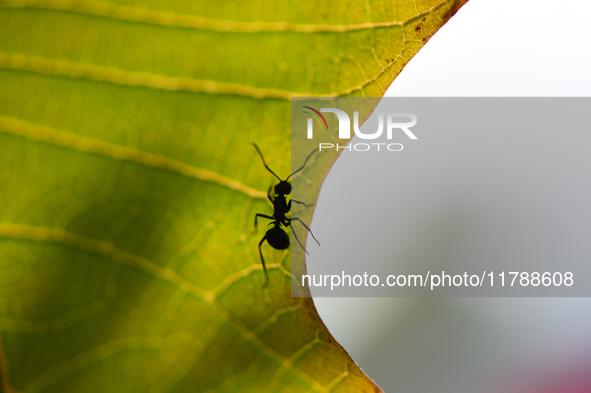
top-left (275, 180), bottom-right (292, 196)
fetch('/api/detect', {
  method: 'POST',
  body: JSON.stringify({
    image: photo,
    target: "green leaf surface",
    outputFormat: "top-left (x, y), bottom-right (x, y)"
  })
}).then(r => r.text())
top-left (0, 0), bottom-right (467, 391)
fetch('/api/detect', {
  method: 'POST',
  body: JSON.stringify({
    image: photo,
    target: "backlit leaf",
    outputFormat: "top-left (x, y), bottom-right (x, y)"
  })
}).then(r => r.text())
top-left (0, 0), bottom-right (467, 391)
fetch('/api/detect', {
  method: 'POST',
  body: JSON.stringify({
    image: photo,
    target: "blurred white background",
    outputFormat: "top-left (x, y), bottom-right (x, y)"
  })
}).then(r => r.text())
top-left (309, 0), bottom-right (591, 392)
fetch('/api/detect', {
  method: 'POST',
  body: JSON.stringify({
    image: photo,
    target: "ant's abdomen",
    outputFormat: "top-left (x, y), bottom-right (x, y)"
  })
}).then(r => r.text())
top-left (266, 226), bottom-right (290, 250)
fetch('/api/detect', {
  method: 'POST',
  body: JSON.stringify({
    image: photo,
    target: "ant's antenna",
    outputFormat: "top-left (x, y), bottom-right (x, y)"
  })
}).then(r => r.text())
top-left (252, 143), bottom-right (282, 182)
top-left (287, 148), bottom-right (317, 181)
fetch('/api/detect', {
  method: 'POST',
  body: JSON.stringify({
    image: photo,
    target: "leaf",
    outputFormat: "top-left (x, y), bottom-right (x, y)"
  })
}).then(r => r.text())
top-left (0, 0), bottom-right (467, 392)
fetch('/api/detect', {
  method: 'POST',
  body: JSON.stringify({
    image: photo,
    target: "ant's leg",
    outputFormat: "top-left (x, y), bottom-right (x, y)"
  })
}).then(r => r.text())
top-left (290, 217), bottom-right (320, 246)
top-left (259, 236), bottom-right (269, 288)
top-left (254, 213), bottom-right (273, 229)
top-left (267, 186), bottom-right (274, 204)
top-left (291, 200), bottom-right (314, 207)
top-left (290, 225), bottom-right (309, 255)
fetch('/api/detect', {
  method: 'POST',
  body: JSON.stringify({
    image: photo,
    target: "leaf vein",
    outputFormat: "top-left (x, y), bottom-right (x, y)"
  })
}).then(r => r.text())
top-left (0, 223), bottom-right (214, 301)
top-left (0, 0), bottom-right (430, 33)
top-left (0, 51), bottom-right (313, 99)
top-left (0, 116), bottom-right (266, 199)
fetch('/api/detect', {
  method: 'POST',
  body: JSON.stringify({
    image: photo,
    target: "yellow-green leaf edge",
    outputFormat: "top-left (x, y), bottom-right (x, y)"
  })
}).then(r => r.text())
top-left (0, 0), bottom-right (468, 392)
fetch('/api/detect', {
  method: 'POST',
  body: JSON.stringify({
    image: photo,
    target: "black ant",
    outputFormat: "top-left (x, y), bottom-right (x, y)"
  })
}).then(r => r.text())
top-left (252, 143), bottom-right (320, 287)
